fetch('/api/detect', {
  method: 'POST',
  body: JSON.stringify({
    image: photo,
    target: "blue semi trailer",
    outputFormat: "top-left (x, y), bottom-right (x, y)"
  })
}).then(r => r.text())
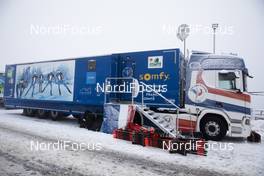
top-left (4, 48), bottom-right (183, 117)
top-left (4, 48), bottom-right (252, 140)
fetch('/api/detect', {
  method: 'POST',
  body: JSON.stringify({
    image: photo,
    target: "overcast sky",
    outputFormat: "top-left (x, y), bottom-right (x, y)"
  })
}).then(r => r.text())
top-left (0, 0), bottom-right (263, 108)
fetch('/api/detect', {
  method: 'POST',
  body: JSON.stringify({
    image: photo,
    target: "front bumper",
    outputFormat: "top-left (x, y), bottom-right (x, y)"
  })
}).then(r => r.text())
top-left (229, 116), bottom-right (251, 138)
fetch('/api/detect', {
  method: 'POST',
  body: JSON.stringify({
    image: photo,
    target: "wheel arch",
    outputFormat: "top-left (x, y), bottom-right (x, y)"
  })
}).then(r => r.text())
top-left (197, 109), bottom-right (230, 132)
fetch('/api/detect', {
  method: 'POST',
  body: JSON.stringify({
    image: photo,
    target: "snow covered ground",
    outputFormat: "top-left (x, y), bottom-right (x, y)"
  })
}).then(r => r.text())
top-left (0, 108), bottom-right (263, 176)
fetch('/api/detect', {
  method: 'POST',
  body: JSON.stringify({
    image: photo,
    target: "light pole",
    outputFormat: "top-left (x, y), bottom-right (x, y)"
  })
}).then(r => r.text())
top-left (177, 24), bottom-right (190, 59)
top-left (212, 23), bottom-right (218, 54)
top-left (176, 24), bottom-right (190, 137)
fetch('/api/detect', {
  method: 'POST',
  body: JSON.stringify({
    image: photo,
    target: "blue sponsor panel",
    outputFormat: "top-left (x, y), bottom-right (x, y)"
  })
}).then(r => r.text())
top-left (115, 48), bottom-right (182, 108)
top-left (73, 55), bottom-right (115, 106)
top-left (86, 72), bottom-right (96, 84)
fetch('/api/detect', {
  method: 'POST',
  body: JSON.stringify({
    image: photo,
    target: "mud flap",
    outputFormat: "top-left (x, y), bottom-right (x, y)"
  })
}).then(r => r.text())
top-left (247, 131), bottom-right (261, 143)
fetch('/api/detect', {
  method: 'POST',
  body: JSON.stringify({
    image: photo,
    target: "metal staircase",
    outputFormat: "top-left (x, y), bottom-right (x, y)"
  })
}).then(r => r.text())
top-left (103, 77), bottom-right (184, 138)
top-left (136, 105), bottom-right (177, 138)
top-left (137, 81), bottom-right (182, 138)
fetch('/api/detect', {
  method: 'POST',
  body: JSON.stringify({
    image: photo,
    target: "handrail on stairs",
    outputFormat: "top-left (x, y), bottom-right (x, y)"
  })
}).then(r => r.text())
top-left (104, 77), bottom-right (138, 105)
top-left (139, 81), bottom-right (181, 137)
top-left (102, 77), bottom-right (182, 137)
top-left (103, 77), bottom-right (180, 111)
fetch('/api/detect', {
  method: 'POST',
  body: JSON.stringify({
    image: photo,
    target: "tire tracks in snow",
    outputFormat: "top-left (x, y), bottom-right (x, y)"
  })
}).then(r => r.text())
top-left (0, 149), bottom-right (88, 176)
top-left (0, 121), bottom-right (239, 176)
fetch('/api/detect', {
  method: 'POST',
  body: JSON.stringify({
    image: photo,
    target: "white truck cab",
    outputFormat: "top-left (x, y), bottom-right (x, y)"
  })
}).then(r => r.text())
top-left (185, 52), bottom-right (251, 140)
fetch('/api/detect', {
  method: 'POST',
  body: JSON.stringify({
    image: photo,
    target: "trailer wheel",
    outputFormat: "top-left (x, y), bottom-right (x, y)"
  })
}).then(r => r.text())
top-left (37, 109), bottom-right (48, 118)
top-left (24, 108), bottom-right (36, 117)
top-left (23, 108), bottom-right (27, 115)
top-left (200, 116), bottom-right (227, 141)
top-left (91, 114), bottom-right (103, 131)
top-left (50, 111), bottom-right (62, 121)
top-left (79, 112), bottom-right (94, 130)
top-left (63, 112), bottom-right (70, 117)
top-left (73, 114), bottom-right (81, 119)
top-left (78, 114), bottom-right (86, 128)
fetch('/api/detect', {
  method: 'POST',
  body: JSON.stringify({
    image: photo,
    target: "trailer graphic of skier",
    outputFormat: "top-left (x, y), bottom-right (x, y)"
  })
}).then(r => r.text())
top-left (15, 60), bottom-right (75, 101)
top-left (38, 74), bottom-right (44, 93)
top-left (24, 73), bottom-right (38, 97)
top-left (55, 71), bottom-right (72, 95)
top-left (42, 72), bottom-right (55, 96)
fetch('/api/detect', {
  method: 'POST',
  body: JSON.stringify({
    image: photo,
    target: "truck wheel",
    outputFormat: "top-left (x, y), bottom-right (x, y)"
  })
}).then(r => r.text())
top-left (24, 108), bottom-right (36, 117)
top-left (200, 117), bottom-right (227, 141)
top-left (50, 111), bottom-right (62, 121)
top-left (37, 109), bottom-right (48, 118)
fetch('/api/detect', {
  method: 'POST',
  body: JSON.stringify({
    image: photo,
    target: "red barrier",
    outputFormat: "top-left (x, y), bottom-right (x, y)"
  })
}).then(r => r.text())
top-left (112, 126), bottom-right (207, 156)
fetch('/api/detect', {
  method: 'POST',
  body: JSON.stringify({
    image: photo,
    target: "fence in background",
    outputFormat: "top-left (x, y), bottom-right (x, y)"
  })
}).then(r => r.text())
top-left (254, 109), bottom-right (264, 120)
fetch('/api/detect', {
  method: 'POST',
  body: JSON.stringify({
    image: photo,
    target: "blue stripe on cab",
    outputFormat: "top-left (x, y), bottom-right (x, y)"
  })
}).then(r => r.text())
top-left (186, 99), bottom-right (251, 115)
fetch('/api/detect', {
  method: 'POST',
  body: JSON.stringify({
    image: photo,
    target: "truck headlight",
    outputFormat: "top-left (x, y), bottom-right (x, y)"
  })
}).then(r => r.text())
top-left (245, 119), bottom-right (250, 125)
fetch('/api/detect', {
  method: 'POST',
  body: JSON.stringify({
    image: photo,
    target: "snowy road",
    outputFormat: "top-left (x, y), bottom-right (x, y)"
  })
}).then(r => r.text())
top-left (0, 108), bottom-right (263, 176)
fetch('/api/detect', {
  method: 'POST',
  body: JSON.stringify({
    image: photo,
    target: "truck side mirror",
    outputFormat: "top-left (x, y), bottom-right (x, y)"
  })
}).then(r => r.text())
top-left (234, 71), bottom-right (240, 78)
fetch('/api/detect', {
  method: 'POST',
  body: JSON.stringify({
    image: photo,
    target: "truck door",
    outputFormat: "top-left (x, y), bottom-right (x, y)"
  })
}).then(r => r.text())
top-left (216, 70), bottom-right (247, 115)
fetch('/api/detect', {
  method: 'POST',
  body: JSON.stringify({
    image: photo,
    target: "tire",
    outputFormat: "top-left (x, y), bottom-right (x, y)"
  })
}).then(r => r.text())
top-left (23, 108), bottom-right (27, 115)
top-left (37, 109), bottom-right (48, 118)
top-left (63, 112), bottom-right (71, 117)
top-left (73, 114), bottom-right (81, 119)
top-left (78, 114), bottom-right (86, 128)
top-left (24, 108), bottom-right (36, 117)
top-left (79, 112), bottom-right (95, 130)
top-left (50, 111), bottom-right (62, 121)
top-left (200, 117), bottom-right (227, 141)
top-left (91, 114), bottom-right (103, 131)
